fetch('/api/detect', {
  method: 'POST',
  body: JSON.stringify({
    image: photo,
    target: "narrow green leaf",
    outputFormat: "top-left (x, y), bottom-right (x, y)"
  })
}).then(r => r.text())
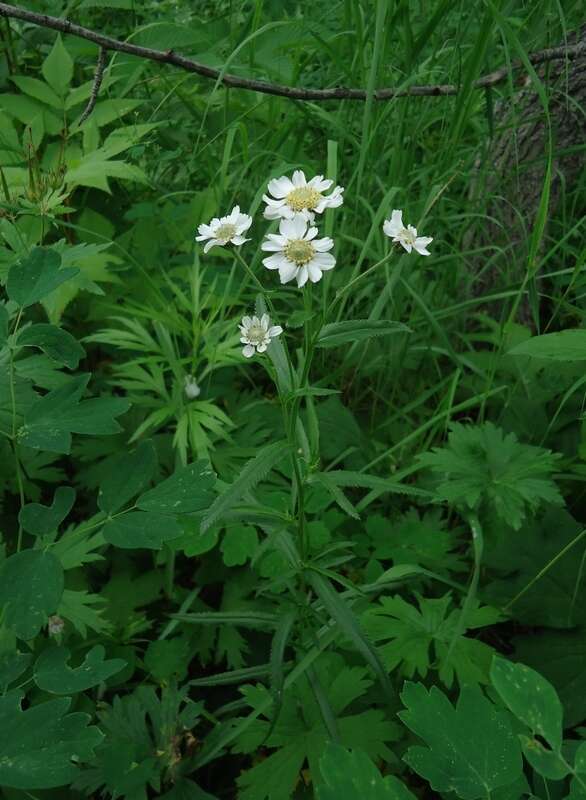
top-left (7, 248), bottom-right (78, 308)
top-left (136, 460), bottom-right (215, 514)
top-left (17, 324), bottom-right (85, 369)
top-left (316, 320), bottom-right (410, 348)
top-left (19, 486), bottom-right (76, 536)
top-left (0, 304), bottom-right (8, 345)
top-left (201, 441), bottom-right (289, 533)
top-left (34, 645), bottom-right (126, 694)
top-left (308, 572), bottom-right (394, 705)
top-left (0, 551), bottom-right (64, 640)
top-left (171, 611), bottom-right (278, 628)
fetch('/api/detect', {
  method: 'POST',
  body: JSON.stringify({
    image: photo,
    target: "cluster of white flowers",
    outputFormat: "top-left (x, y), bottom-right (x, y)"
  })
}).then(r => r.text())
top-left (195, 170), bottom-right (433, 358)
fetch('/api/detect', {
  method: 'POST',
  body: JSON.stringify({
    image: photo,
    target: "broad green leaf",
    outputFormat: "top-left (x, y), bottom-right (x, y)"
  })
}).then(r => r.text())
top-left (98, 439), bottom-right (157, 514)
top-left (20, 374), bottom-right (130, 454)
top-left (34, 645), bottom-right (126, 693)
top-left (0, 652), bottom-right (32, 690)
top-left (0, 550), bottom-right (64, 639)
top-left (103, 511), bottom-right (182, 549)
top-left (490, 657), bottom-right (563, 751)
top-left (137, 461), bottom-right (216, 514)
top-left (144, 638), bottom-right (190, 682)
top-left (519, 735), bottom-right (569, 780)
top-left (509, 330), bottom-right (586, 361)
top-left (0, 304), bottom-right (8, 344)
top-left (41, 35), bottom-right (73, 96)
top-left (10, 75), bottom-right (63, 109)
top-left (201, 441), bottom-right (288, 533)
top-left (221, 525), bottom-right (259, 566)
top-left (317, 743), bottom-right (416, 799)
top-left (316, 320), bottom-right (410, 348)
top-left (399, 682), bottom-right (522, 799)
top-left (19, 485), bottom-right (76, 536)
top-left (7, 248), bottom-right (78, 308)
top-left (0, 691), bottom-right (102, 789)
top-left (17, 323), bottom-right (85, 369)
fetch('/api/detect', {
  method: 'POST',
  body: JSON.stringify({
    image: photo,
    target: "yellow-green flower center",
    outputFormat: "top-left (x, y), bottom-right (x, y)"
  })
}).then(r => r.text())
top-left (286, 186), bottom-right (322, 212)
top-left (216, 223), bottom-right (237, 241)
top-left (247, 324), bottom-right (266, 345)
top-left (284, 239), bottom-right (315, 266)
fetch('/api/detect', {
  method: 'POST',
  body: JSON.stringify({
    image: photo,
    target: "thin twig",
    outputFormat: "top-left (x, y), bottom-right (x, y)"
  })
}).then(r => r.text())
top-left (78, 45), bottom-right (106, 125)
top-left (0, 2), bottom-right (584, 101)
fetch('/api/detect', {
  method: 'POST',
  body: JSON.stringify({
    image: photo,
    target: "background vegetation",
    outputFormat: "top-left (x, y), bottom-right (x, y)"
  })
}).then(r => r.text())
top-left (0, 0), bottom-right (585, 798)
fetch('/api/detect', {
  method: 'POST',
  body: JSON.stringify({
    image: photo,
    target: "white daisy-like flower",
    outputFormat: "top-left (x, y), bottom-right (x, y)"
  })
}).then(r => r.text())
top-left (195, 205), bottom-right (252, 253)
top-left (184, 374), bottom-right (201, 400)
top-left (262, 170), bottom-right (344, 222)
top-left (239, 313), bottom-right (283, 358)
top-left (383, 209), bottom-right (433, 256)
top-left (261, 215), bottom-right (336, 288)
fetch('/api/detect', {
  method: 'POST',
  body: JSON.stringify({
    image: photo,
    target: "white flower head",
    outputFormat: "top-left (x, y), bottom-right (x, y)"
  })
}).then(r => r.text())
top-left (383, 209), bottom-right (433, 256)
top-left (184, 374), bottom-right (201, 400)
top-left (195, 205), bottom-right (252, 253)
top-left (261, 215), bottom-right (336, 288)
top-left (262, 170), bottom-right (344, 223)
top-left (239, 313), bottom-right (283, 358)
top-left (48, 615), bottom-right (65, 636)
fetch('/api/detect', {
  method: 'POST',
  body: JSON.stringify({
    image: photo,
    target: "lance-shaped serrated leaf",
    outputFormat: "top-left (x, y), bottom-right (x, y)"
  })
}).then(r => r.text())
top-left (0, 691), bottom-right (102, 790)
top-left (0, 550), bottom-right (64, 640)
top-left (19, 374), bottom-right (130, 454)
top-left (317, 743), bottom-right (416, 800)
top-left (508, 330), bottom-right (586, 361)
top-left (6, 248), bottom-right (79, 308)
top-left (316, 320), bottom-right (410, 348)
top-left (399, 682), bottom-right (522, 799)
top-left (98, 439), bottom-right (157, 514)
top-left (103, 510), bottom-right (182, 549)
top-left (201, 441), bottom-right (288, 533)
top-left (17, 323), bottom-right (85, 369)
top-left (137, 460), bottom-right (215, 514)
top-left (34, 645), bottom-right (126, 694)
top-left (19, 485), bottom-right (76, 536)
top-left (490, 657), bottom-right (563, 751)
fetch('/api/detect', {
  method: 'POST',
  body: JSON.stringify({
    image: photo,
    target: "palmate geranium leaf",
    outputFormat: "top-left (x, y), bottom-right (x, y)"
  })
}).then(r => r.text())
top-left (418, 421), bottom-right (562, 529)
top-left (317, 744), bottom-right (416, 800)
top-left (0, 550), bottom-right (64, 640)
top-left (399, 682), bottom-right (522, 799)
top-left (19, 374), bottom-right (130, 454)
top-left (6, 248), bottom-right (79, 308)
top-left (34, 645), bottom-right (126, 694)
top-left (17, 323), bottom-right (85, 369)
top-left (362, 593), bottom-right (502, 688)
top-left (0, 690), bottom-right (102, 790)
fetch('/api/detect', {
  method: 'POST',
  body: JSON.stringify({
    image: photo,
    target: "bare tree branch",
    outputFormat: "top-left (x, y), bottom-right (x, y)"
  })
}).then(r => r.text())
top-left (0, 2), bottom-right (584, 102)
top-left (78, 46), bottom-right (106, 125)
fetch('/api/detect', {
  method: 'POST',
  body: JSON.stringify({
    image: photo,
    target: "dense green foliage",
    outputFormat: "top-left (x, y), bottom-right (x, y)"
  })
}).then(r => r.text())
top-left (0, 0), bottom-right (585, 798)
